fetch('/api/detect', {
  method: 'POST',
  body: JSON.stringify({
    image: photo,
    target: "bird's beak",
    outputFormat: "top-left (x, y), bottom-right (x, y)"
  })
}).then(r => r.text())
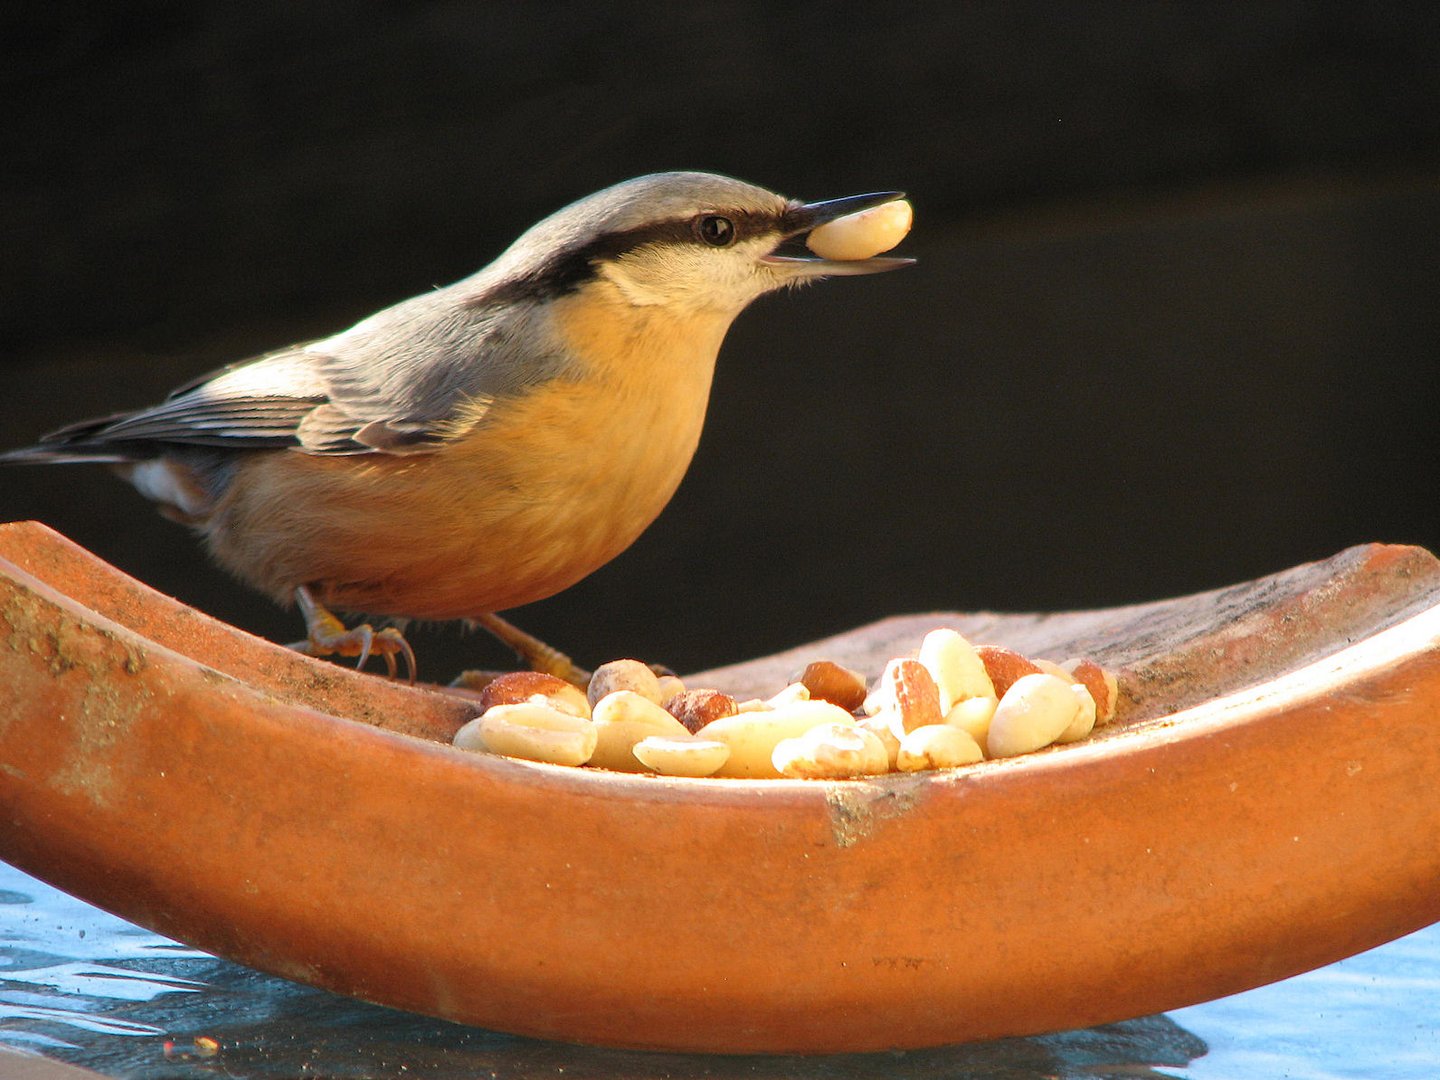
top-left (763, 191), bottom-right (915, 277)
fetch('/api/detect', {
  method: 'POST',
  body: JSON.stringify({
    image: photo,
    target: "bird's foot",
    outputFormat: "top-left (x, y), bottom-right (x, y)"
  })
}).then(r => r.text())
top-left (465, 612), bottom-right (591, 688)
top-left (290, 585), bottom-right (417, 682)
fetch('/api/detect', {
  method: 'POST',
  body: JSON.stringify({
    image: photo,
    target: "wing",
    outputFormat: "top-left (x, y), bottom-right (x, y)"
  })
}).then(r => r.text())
top-left (292, 291), bottom-right (571, 454)
top-left (10, 288), bottom-right (575, 462)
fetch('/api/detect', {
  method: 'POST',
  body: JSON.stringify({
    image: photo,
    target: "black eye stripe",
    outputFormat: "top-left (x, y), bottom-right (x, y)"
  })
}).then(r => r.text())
top-left (472, 208), bottom-right (789, 304)
top-left (585, 210), bottom-right (781, 256)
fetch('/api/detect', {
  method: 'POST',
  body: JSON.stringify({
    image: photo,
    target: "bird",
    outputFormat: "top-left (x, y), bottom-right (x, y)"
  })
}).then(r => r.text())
top-left (2, 172), bottom-right (912, 683)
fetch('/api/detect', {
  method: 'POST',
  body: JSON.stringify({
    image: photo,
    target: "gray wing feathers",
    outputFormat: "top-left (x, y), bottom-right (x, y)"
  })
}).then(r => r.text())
top-left (16, 288), bottom-right (575, 461)
top-left (24, 351), bottom-right (329, 454)
top-left (307, 292), bottom-right (568, 438)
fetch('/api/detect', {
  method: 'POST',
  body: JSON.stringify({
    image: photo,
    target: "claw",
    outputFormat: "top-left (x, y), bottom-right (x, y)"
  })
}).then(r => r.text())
top-left (376, 627), bottom-right (415, 681)
top-left (291, 586), bottom-right (417, 683)
top-left (353, 624), bottom-right (374, 672)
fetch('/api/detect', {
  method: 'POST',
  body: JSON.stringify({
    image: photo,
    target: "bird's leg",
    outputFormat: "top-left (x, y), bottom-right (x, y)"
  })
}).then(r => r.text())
top-left (464, 612), bottom-right (592, 688)
top-left (290, 585), bottom-right (417, 683)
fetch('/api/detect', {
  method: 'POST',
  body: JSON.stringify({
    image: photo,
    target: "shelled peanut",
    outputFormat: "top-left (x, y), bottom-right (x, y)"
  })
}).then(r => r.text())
top-left (806, 199), bottom-right (913, 261)
top-left (451, 638), bottom-right (1118, 779)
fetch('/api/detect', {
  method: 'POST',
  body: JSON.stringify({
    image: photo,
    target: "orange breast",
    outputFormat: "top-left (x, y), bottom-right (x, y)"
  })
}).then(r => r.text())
top-left (203, 286), bottom-right (732, 619)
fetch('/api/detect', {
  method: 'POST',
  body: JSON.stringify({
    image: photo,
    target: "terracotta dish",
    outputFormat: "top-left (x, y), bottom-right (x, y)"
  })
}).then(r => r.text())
top-left (2, 519), bottom-right (1439, 1053)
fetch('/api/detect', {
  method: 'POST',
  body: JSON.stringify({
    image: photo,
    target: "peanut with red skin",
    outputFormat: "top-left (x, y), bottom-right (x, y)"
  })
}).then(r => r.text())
top-left (479, 670), bottom-right (591, 718)
top-left (667, 689), bottom-right (740, 734)
top-left (797, 660), bottom-right (869, 712)
top-left (1063, 659), bottom-right (1118, 724)
top-left (975, 646), bottom-right (1043, 700)
top-left (883, 658), bottom-right (944, 734)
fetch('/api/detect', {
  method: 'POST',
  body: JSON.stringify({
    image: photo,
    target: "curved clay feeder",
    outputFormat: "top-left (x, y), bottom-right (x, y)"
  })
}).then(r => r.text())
top-left (2, 518), bottom-right (1439, 1053)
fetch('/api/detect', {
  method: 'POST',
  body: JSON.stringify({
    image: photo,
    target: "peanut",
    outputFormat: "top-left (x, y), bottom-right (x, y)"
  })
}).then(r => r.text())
top-left (857, 713), bottom-right (901, 769)
top-left (896, 724), bottom-right (984, 772)
top-left (589, 690), bottom-right (691, 772)
top-left (975, 645), bottom-right (1043, 699)
top-left (587, 659), bottom-right (663, 708)
top-left (773, 722), bottom-right (890, 779)
top-left (878, 657), bottom-right (943, 735)
top-left (667, 688), bottom-right (739, 734)
top-left (478, 670), bottom-right (591, 719)
top-left (1063, 658), bottom-right (1119, 724)
top-left (796, 659), bottom-right (868, 712)
top-left (986, 673), bottom-right (1082, 758)
top-left (632, 735), bottom-right (731, 778)
top-left (453, 701), bottom-right (597, 767)
top-left (806, 199), bottom-right (913, 261)
top-left (1056, 683), bottom-right (1098, 744)
top-left (697, 700), bottom-right (858, 779)
top-left (918, 628), bottom-right (995, 711)
top-left (943, 695), bottom-right (998, 749)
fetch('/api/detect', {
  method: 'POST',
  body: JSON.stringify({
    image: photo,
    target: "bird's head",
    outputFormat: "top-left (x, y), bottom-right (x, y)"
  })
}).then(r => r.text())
top-left (482, 171), bottom-right (912, 315)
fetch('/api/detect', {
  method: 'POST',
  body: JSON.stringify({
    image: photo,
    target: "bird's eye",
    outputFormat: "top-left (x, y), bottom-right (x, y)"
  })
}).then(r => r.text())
top-left (695, 215), bottom-right (736, 247)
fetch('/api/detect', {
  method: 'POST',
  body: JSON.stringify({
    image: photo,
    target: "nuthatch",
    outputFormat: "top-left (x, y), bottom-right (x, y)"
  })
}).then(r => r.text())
top-left (3, 172), bottom-right (912, 681)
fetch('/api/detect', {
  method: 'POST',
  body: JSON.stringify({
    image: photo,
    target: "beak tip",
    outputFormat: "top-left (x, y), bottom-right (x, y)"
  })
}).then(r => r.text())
top-left (823, 254), bottom-right (916, 276)
top-left (789, 190), bottom-right (911, 234)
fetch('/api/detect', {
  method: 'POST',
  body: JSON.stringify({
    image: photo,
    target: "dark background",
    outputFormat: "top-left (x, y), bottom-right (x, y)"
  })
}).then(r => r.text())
top-left (3, 2), bottom-right (1437, 678)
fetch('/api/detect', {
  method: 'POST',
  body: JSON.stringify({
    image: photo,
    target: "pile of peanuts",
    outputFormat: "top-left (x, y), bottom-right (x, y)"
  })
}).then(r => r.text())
top-left (451, 629), bottom-right (1118, 780)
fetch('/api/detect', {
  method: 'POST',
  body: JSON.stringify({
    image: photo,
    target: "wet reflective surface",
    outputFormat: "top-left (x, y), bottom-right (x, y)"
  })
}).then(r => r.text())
top-left (2, 861), bottom-right (1437, 1078)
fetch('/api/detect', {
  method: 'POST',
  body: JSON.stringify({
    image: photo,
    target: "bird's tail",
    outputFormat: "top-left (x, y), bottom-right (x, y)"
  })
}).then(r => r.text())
top-left (0, 413), bottom-right (145, 466)
top-left (0, 445), bottom-right (133, 465)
